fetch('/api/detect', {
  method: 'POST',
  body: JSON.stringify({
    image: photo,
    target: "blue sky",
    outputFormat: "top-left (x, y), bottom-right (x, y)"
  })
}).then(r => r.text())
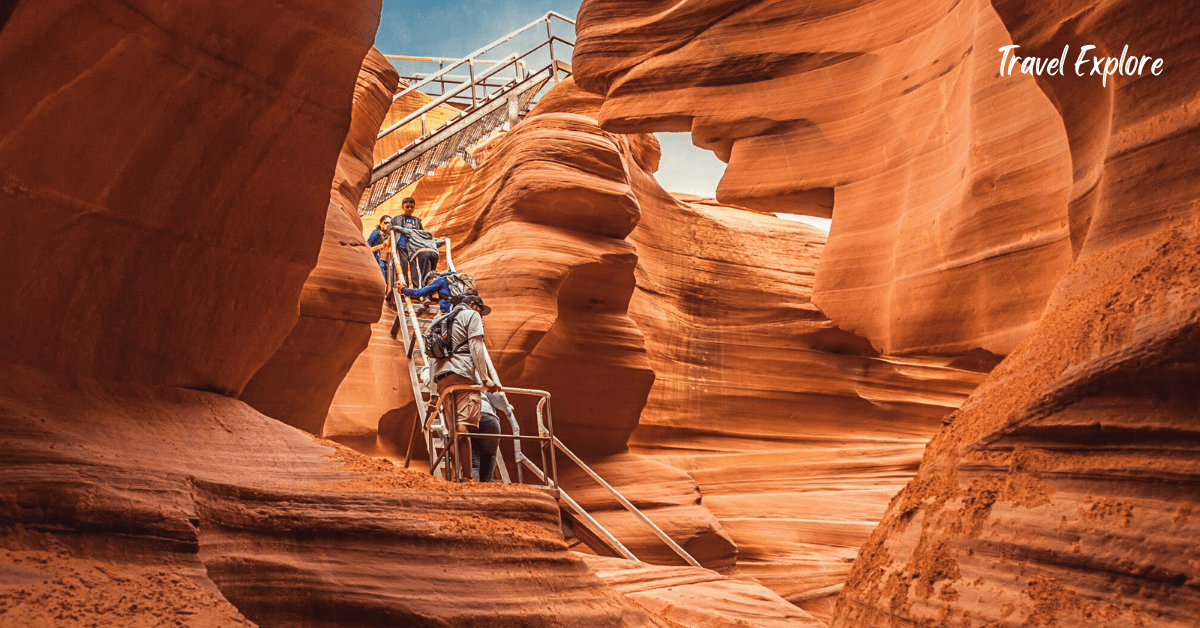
top-left (373, 0), bottom-right (727, 198)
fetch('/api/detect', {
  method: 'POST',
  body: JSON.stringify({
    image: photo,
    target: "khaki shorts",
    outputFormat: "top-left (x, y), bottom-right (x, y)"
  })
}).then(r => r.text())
top-left (436, 373), bottom-right (481, 429)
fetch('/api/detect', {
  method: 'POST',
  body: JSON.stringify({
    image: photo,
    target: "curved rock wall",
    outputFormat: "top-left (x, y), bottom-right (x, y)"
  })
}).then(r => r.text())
top-left (0, 364), bottom-right (661, 627)
top-left (831, 1), bottom-right (1200, 624)
top-left (833, 217), bottom-right (1200, 628)
top-left (627, 192), bottom-right (987, 620)
top-left (391, 79), bottom-right (741, 572)
top-left (239, 49), bottom-right (395, 434)
top-left (572, 0), bottom-right (1076, 358)
top-left (0, 5), bottom-right (722, 626)
top-left (0, 0), bottom-right (379, 395)
top-left (417, 81), bottom-right (656, 456)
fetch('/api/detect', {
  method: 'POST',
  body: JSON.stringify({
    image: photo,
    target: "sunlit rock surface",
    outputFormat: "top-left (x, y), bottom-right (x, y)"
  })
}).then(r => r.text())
top-left (626, 192), bottom-right (987, 620)
top-left (240, 48), bottom-right (395, 434)
top-left (583, 555), bottom-right (824, 627)
top-left (403, 79), bottom-right (741, 573)
top-left (833, 217), bottom-right (1200, 628)
top-left (831, 1), bottom-right (1200, 625)
top-left (0, 4), bottom-right (685, 625)
top-left (0, 365), bottom-right (660, 628)
top-left (572, 0), bottom-right (1076, 358)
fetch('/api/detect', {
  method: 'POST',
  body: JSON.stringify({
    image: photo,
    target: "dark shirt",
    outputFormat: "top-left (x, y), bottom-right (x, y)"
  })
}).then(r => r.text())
top-left (393, 214), bottom-right (423, 230)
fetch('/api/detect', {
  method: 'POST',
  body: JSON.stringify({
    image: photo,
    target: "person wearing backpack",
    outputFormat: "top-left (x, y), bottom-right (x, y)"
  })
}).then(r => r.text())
top-left (401, 270), bottom-right (478, 313)
top-left (427, 294), bottom-right (499, 482)
top-left (393, 226), bottom-right (440, 288)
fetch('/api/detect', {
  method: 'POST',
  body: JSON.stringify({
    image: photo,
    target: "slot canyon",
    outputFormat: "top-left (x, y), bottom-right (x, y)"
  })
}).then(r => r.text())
top-left (1, 0), bottom-right (1196, 626)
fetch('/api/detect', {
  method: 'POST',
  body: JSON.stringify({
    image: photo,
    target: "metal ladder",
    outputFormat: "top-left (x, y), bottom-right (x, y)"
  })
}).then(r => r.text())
top-left (383, 236), bottom-right (701, 568)
top-left (359, 12), bottom-right (576, 216)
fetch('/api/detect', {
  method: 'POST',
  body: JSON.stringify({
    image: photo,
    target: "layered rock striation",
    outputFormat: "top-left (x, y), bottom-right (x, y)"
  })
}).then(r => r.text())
top-left (833, 217), bottom-right (1200, 628)
top-left (627, 193), bottom-right (987, 620)
top-left (831, 1), bottom-right (1200, 623)
top-left (573, 0), bottom-right (1076, 358)
top-left (0, 364), bottom-right (661, 627)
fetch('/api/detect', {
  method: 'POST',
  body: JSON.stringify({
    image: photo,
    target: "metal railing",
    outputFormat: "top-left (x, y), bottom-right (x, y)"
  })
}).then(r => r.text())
top-left (381, 232), bottom-right (700, 567)
top-left (359, 12), bottom-right (575, 216)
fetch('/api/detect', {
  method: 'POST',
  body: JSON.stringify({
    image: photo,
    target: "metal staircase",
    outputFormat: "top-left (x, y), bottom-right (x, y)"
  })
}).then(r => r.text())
top-left (384, 236), bottom-right (701, 567)
top-left (359, 12), bottom-right (575, 216)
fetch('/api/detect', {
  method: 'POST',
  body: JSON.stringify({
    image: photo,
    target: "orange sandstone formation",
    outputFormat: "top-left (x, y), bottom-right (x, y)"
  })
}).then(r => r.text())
top-left (831, 1), bottom-right (1200, 625)
top-left (417, 81), bottom-right (657, 455)
top-left (240, 49), bottom-right (395, 434)
top-left (0, 3), bottom-right (723, 626)
top-left (833, 217), bottom-right (1200, 628)
top-left (0, 365), bottom-right (660, 627)
top-left (584, 555), bottom-right (824, 627)
top-left (573, 0), bottom-right (1076, 358)
top-left (395, 79), bottom-right (742, 572)
top-left (627, 192), bottom-right (987, 620)
top-left (0, 0), bottom-right (380, 395)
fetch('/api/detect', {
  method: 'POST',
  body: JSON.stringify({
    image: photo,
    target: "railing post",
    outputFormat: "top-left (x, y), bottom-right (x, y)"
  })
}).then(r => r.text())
top-left (468, 59), bottom-right (478, 107)
top-left (546, 17), bottom-right (559, 84)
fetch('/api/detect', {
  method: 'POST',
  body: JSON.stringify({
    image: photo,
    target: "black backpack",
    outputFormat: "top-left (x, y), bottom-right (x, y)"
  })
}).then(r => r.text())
top-left (424, 308), bottom-right (471, 359)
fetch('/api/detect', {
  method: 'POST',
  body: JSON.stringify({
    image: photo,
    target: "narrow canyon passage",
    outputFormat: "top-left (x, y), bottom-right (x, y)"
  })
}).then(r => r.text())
top-left (2, 0), bottom-right (1197, 626)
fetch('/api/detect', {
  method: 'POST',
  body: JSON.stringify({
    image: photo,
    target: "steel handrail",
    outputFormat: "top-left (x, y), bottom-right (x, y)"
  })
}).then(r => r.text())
top-left (551, 437), bottom-right (703, 568)
top-left (391, 11), bottom-right (575, 103)
top-left (378, 52), bottom-right (519, 140)
top-left (378, 31), bottom-right (571, 143)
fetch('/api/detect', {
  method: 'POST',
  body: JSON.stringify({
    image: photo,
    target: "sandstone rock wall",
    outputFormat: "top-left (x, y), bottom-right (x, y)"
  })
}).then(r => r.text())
top-left (239, 49), bottom-right (395, 434)
top-left (831, 1), bottom-right (1200, 624)
top-left (833, 216), bottom-right (1200, 628)
top-left (387, 80), bottom-right (742, 571)
top-left (626, 191), bottom-right (987, 621)
top-left (0, 0), bottom-right (380, 395)
top-left (0, 4), bottom-right (726, 625)
top-left (572, 0), bottom-right (1076, 358)
top-left (0, 364), bottom-right (662, 627)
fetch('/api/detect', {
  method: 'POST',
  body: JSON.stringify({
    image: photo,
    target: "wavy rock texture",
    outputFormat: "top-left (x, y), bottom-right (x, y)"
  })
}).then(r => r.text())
top-left (0, 365), bottom-right (660, 627)
top-left (830, 2), bottom-right (1200, 623)
top-left (396, 80), bottom-right (742, 573)
top-left (988, 0), bottom-right (1200, 259)
top-left (417, 80), bottom-right (657, 456)
top-left (0, 5), bottom-right (687, 626)
top-left (572, 0), bottom-right (1076, 357)
top-left (0, 0), bottom-right (379, 395)
top-left (626, 192), bottom-right (987, 621)
top-left (583, 555), bottom-right (823, 627)
top-left (833, 217), bottom-right (1200, 628)
top-left (239, 49), bottom-right (395, 434)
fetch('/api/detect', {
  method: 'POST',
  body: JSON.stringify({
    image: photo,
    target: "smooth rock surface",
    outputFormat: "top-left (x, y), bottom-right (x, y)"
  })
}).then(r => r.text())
top-left (0, 0), bottom-right (380, 395)
top-left (572, 0), bottom-right (1076, 357)
top-left (583, 554), bottom-right (824, 627)
top-left (401, 80), bottom-right (740, 572)
top-left (0, 364), bottom-right (660, 628)
top-left (627, 193), bottom-right (987, 621)
top-left (240, 48), bottom-right (396, 434)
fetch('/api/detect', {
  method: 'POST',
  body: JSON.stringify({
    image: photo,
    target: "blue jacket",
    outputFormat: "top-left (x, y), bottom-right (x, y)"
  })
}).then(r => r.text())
top-left (402, 272), bottom-right (453, 312)
top-left (367, 228), bottom-right (387, 262)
